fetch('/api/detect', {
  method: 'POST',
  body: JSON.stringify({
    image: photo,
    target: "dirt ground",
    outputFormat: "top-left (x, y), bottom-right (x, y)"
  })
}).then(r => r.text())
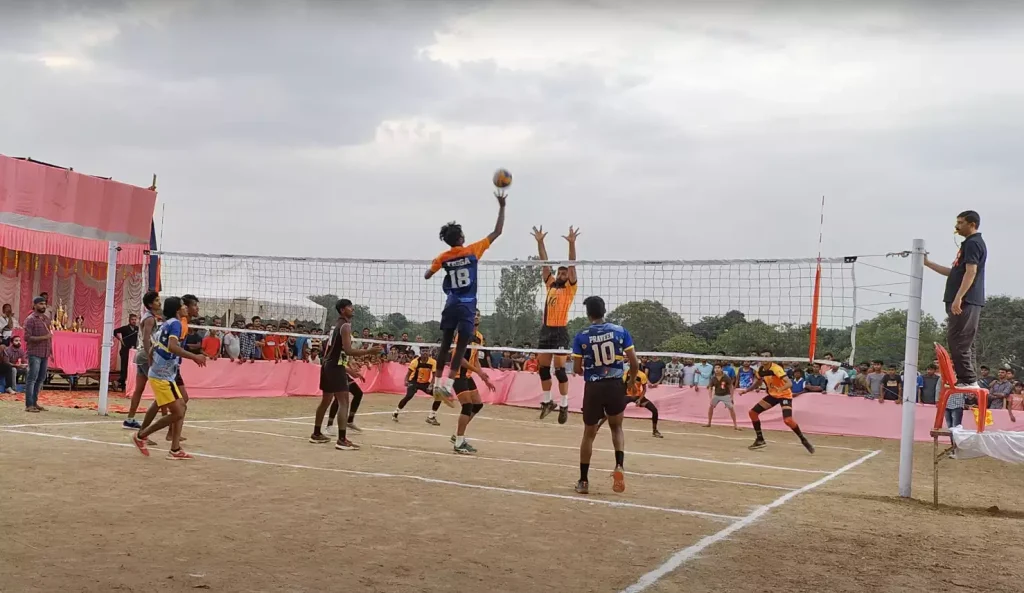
top-left (1, 394), bottom-right (1022, 593)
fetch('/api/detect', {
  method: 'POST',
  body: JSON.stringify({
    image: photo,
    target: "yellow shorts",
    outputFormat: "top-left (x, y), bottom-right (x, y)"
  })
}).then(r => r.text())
top-left (150, 378), bottom-right (183, 407)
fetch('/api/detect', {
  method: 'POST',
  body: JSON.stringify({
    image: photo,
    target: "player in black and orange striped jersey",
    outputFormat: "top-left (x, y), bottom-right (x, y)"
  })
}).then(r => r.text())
top-left (531, 225), bottom-right (580, 425)
top-left (595, 368), bottom-right (663, 437)
top-left (740, 349), bottom-right (815, 453)
top-left (391, 348), bottom-right (440, 423)
top-left (446, 308), bottom-right (496, 454)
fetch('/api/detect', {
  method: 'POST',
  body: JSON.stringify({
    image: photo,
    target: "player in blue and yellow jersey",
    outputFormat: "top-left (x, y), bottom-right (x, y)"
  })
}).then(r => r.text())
top-left (129, 296), bottom-right (208, 460)
top-left (740, 349), bottom-right (815, 454)
top-left (424, 189), bottom-right (506, 404)
top-left (571, 295), bottom-right (637, 495)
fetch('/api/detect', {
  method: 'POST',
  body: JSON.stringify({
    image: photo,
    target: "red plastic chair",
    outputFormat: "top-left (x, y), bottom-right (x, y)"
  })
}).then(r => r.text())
top-left (932, 343), bottom-right (989, 433)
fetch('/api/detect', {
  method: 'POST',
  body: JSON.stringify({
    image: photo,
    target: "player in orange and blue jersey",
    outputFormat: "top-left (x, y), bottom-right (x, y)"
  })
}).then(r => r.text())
top-left (740, 349), bottom-right (815, 454)
top-left (571, 295), bottom-right (637, 495)
top-left (424, 188), bottom-right (506, 404)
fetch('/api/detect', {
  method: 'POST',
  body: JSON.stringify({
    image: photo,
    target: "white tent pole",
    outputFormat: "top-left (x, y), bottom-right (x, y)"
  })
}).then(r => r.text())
top-left (97, 241), bottom-right (119, 416)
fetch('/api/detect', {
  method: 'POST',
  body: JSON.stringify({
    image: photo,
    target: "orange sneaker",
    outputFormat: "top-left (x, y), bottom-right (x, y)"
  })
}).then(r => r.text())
top-left (612, 468), bottom-right (626, 493)
top-left (166, 448), bottom-right (193, 460)
top-left (131, 432), bottom-right (150, 457)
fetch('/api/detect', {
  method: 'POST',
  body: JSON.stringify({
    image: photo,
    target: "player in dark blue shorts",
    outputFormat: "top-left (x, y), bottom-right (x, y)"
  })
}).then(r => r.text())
top-left (424, 189), bottom-right (505, 404)
top-left (571, 295), bottom-right (638, 495)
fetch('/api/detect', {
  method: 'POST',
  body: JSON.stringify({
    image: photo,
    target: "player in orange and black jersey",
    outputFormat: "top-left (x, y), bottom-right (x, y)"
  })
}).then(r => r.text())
top-left (392, 348), bottom-right (441, 424)
top-left (531, 225), bottom-right (580, 425)
top-left (740, 349), bottom-right (815, 453)
top-left (447, 309), bottom-right (496, 454)
top-left (596, 368), bottom-right (663, 438)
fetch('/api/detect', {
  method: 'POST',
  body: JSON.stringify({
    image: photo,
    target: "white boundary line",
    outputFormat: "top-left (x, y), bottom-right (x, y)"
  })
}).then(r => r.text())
top-left (189, 424), bottom-right (796, 492)
top-left (0, 428), bottom-right (741, 522)
top-left (619, 449), bottom-right (882, 593)
top-left (271, 419), bottom-right (829, 474)
top-left (0, 417), bottom-right (318, 429)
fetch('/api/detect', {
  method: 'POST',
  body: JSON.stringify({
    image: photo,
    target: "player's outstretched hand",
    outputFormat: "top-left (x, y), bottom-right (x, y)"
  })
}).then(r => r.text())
top-left (531, 226), bottom-right (547, 243)
top-left (494, 189), bottom-right (507, 207)
top-left (563, 226), bottom-right (581, 243)
top-left (483, 375), bottom-right (496, 392)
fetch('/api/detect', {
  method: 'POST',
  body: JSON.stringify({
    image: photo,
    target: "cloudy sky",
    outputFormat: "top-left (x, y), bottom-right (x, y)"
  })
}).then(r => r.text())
top-left (2, 0), bottom-right (1022, 322)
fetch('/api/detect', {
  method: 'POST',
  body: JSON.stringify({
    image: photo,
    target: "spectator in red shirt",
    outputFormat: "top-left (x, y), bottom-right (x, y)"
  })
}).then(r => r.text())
top-left (23, 297), bottom-right (51, 412)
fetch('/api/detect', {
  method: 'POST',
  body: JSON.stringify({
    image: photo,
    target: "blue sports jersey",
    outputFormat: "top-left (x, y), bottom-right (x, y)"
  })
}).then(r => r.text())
top-left (430, 238), bottom-right (491, 308)
top-left (571, 322), bottom-right (635, 382)
top-left (149, 318), bottom-right (184, 381)
top-left (738, 367), bottom-right (756, 389)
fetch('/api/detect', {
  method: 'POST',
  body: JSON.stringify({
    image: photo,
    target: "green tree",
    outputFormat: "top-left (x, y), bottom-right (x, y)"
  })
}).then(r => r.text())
top-left (607, 300), bottom-right (683, 350)
top-left (566, 316), bottom-right (589, 341)
top-left (379, 312), bottom-right (410, 336)
top-left (660, 332), bottom-right (710, 356)
top-left (853, 308), bottom-right (942, 367)
top-left (975, 296), bottom-right (1024, 371)
top-left (690, 310), bottom-right (747, 342)
top-left (492, 260), bottom-right (543, 345)
top-left (712, 320), bottom-right (782, 356)
top-left (309, 294), bottom-right (377, 332)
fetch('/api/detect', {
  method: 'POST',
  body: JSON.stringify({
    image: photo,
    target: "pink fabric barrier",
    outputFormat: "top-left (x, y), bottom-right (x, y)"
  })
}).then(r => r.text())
top-left (123, 360), bottom-right (1023, 442)
top-left (11, 328), bottom-right (108, 374)
top-left (0, 154), bottom-right (156, 245)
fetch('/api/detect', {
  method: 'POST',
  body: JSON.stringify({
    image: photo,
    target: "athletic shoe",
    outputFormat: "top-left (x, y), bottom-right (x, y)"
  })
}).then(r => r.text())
top-left (652, 429), bottom-right (664, 438)
top-left (748, 438), bottom-right (767, 450)
top-left (309, 433), bottom-right (331, 444)
top-left (425, 416), bottom-right (441, 427)
top-left (575, 480), bottom-right (590, 494)
top-left (346, 422), bottom-right (362, 434)
top-left (450, 434), bottom-right (457, 444)
top-left (612, 468), bottom-right (626, 493)
top-left (130, 432), bottom-right (150, 457)
top-left (539, 401), bottom-right (555, 419)
top-left (453, 441), bottom-right (477, 455)
top-left (392, 412), bottom-right (399, 422)
top-left (802, 439), bottom-right (816, 454)
top-left (557, 406), bottom-right (569, 425)
top-left (166, 448), bottom-right (193, 460)
top-left (335, 439), bottom-right (360, 451)
top-left (433, 385), bottom-right (456, 408)
top-left (955, 381), bottom-right (980, 389)
top-left (122, 419), bottom-right (141, 430)
top-left (323, 425), bottom-right (336, 437)
top-left (4, 387), bottom-right (15, 394)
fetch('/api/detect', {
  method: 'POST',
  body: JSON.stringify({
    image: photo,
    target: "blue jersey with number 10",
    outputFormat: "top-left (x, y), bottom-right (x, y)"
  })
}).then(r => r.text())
top-left (571, 322), bottom-right (635, 382)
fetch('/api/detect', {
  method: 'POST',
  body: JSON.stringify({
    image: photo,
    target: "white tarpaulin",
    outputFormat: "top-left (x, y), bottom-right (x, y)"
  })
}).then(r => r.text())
top-left (951, 426), bottom-right (1024, 463)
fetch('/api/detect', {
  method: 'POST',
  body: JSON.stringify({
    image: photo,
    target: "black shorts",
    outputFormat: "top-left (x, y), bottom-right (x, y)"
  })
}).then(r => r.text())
top-left (538, 325), bottom-right (570, 350)
top-left (174, 370), bottom-right (184, 387)
top-left (582, 379), bottom-right (628, 426)
top-left (407, 382), bottom-right (432, 395)
top-left (453, 377), bottom-right (478, 396)
top-left (319, 365), bottom-right (350, 393)
top-left (753, 394), bottom-right (793, 417)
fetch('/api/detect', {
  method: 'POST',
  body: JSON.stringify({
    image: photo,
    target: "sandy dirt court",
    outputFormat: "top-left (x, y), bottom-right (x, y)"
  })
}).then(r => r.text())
top-left (2, 394), bottom-right (1023, 593)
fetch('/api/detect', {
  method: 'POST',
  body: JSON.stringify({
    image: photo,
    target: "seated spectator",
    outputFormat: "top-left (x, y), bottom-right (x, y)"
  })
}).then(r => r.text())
top-left (916, 364), bottom-right (940, 404)
top-left (1, 335), bottom-right (27, 393)
top-left (0, 303), bottom-right (19, 346)
top-left (791, 368), bottom-right (806, 395)
top-left (804, 365), bottom-right (828, 393)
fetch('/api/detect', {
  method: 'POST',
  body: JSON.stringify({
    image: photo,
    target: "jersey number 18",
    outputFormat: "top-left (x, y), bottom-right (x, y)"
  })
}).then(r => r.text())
top-left (448, 268), bottom-right (471, 288)
top-left (591, 341), bottom-right (617, 366)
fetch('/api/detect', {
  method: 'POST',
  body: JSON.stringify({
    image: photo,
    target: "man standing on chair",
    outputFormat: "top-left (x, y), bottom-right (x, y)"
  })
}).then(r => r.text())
top-left (925, 210), bottom-right (987, 388)
top-left (532, 225), bottom-right (580, 425)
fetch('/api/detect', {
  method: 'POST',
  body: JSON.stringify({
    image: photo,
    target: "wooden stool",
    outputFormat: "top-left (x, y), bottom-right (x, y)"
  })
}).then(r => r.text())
top-left (929, 428), bottom-right (955, 507)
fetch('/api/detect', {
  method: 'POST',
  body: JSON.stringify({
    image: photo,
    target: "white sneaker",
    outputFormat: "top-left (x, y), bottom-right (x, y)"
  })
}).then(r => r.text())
top-left (323, 425), bottom-right (336, 437)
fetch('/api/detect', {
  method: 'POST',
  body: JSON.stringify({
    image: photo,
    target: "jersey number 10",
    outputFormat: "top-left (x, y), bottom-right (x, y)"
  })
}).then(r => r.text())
top-left (592, 341), bottom-right (617, 366)
top-left (448, 268), bottom-right (471, 288)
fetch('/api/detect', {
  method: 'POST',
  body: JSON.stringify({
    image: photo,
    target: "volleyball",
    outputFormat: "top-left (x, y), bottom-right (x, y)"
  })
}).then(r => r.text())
top-left (492, 168), bottom-right (513, 188)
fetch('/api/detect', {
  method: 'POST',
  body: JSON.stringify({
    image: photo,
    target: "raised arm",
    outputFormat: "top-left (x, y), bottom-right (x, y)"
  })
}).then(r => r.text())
top-left (533, 226), bottom-right (551, 282)
top-left (486, 191), bottom-right (507, 244)
top-left (563, 226), bottom-right (580, 284)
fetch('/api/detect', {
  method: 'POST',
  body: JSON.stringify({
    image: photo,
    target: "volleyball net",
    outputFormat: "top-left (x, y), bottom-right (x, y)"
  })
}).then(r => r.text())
top-left (153, 251), bottom-right (865, 364)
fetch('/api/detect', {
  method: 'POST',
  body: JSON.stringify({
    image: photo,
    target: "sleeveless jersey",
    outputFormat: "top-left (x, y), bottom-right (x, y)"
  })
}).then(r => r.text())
top-left (322, 323), bottom-right (350, 369)
top-left (571, 322), bottom-right (634, 382)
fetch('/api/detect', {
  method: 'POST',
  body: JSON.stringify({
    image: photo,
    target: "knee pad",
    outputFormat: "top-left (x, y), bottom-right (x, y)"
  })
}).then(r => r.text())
top-left (539, 366), bottom-right (552, 382)
top-left (472, 403), bottom-right (484, 416)
top-left (460, 403), bottom-right (474, 417)
top-left (554, 368), bottom-right (568, 384)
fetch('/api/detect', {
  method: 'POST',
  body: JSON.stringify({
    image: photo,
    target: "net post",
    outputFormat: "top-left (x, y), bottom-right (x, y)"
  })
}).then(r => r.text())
top-left (898, 238), bottom-right (926, 497)
top-left (97, 241), bottom-right (119, 417)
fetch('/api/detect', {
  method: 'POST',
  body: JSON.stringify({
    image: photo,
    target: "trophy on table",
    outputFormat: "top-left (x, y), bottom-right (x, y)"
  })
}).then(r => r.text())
top-left (51, 300), bottom-right (68, 331)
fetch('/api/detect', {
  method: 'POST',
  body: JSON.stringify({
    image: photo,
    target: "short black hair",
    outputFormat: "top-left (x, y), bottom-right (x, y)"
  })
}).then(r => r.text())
top-left (335, 298), bottom-right (352, 313)
top-left (128, 312), bottom-right (139, 319)
top-left (584, 295), bottom-right (606, 320)
top-left (927, 363), bottom-right (938, 370)
top-left (143, 290), bottom-right (159, 309)
top-left (760, 349), bottom-right (773, 356)
top-left (872, 359), bottom-right (884, 365)
top-left (162, 296), bottom-right (182, 319)
top-left (439, 221), bottom-right (462, 247)
top-left (957, 210), bottom-right (981, 228)
top-left (980, 365), bottom-right (989, 371)
top-left (182, 294), bottom-right (199, 307)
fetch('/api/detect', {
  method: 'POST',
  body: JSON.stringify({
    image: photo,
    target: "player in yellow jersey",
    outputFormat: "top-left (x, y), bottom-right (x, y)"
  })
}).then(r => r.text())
top-left (740, 349), bottom-right (815, 453)
top-left (532, 225), bottom-right (580, 424)
top-left (392, 348), bottom-right (440, 423)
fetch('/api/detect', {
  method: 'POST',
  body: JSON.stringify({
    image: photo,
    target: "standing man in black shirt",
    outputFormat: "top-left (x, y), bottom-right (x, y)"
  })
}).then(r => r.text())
top-left (924, 210), bottom-right (987, 387)
top-left (113, 314), bottom-right (139, 390)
